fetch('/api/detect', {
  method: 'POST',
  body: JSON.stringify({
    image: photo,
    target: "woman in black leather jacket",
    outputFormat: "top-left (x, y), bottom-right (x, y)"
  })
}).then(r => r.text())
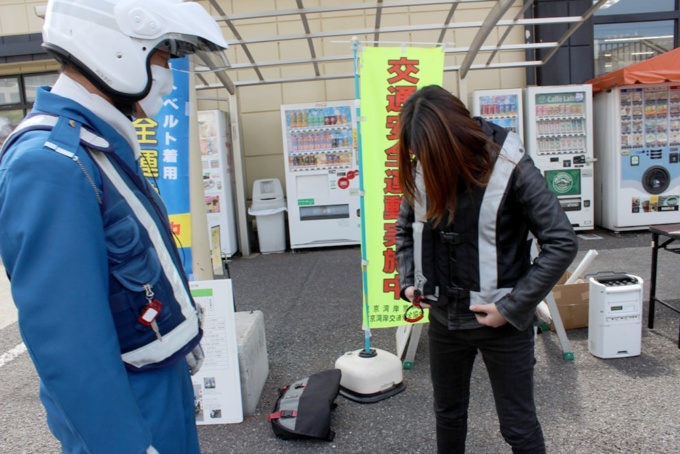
top-left (395, 85), bottom-right (578, 454)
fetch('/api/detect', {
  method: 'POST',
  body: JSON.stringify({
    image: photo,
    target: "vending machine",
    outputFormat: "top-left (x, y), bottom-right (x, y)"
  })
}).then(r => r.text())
top-left (524, 85), bottom-right (595, 231)
top-left (470, 88), bottom-right (524, 143)
top-left (593, 83), bottom-right (680, 231)
top-left (198, 110), bottom-right (239, 257)
top-left (280, 101), bottom-right (361, 250)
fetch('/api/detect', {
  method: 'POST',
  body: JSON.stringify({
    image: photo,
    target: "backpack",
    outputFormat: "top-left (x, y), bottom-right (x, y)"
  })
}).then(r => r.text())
top-left (267, 368), bottom-right (342, 441)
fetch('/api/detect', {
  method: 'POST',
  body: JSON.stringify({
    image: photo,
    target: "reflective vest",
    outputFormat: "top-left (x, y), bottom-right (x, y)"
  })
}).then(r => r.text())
top-left (1, 114), bottom-right (202, 370)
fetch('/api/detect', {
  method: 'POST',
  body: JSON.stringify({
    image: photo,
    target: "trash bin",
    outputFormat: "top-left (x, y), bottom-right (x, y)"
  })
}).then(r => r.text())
top-left (248, 178), bottom-right (287, 253)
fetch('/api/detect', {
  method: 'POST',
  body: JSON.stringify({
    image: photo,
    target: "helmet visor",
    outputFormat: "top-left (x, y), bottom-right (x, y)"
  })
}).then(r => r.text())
top-left (193, 49), bottom-right (231, 73)
top-left (155, 34), bottom-right (230, 73)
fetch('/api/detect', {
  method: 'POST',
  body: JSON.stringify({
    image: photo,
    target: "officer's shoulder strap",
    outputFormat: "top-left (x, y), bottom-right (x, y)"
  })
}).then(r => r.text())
top-left (10, 114), bottom-right (111, 156)
top-left (1, 114), bottom-right (111, 204)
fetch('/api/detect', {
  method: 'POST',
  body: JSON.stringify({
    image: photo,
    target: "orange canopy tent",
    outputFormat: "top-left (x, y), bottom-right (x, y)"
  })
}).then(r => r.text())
top-left (586, 47), bottom-right (680, 93)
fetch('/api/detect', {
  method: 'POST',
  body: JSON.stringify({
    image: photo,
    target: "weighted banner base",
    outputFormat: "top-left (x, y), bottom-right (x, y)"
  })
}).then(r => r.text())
top-left (334, 348), bottom-right (405, 403)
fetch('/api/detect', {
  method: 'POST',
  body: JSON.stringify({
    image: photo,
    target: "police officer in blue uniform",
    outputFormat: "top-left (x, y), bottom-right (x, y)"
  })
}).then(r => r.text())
top-left (0, 1), bottom-right (229, 452)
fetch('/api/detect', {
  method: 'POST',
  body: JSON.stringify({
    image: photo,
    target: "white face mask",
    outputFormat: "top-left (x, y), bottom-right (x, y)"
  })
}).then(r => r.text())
top-left (137, 65), bottom-right (174, 119)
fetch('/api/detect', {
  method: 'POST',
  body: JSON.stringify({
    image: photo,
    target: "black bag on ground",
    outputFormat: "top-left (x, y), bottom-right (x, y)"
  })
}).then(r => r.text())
top-left (268, 368), bottom-right (342, 441)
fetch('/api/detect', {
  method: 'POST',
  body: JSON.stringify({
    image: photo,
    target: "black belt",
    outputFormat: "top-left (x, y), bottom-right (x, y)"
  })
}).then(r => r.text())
top-left (439, 231), bottom-right (474, 245)
top-left (446, 285), bottom-right (469, 298)
top-left (439, 231), bottom-right (461, 244)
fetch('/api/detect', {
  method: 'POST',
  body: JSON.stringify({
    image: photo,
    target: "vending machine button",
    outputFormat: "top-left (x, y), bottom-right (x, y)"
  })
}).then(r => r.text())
top-left (631, 155), bottom-right (640, 166)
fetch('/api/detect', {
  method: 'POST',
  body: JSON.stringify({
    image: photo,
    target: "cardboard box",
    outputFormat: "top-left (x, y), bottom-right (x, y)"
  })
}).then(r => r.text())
top-left (549, 271), bottom-right (589, 331)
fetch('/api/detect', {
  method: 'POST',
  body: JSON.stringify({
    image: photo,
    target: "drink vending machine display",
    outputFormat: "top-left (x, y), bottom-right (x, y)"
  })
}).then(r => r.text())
top-left (470, 88), bottom-right (524, 143)
top-left (524, 85), bottom-right (595, 231)
top-left (280, 101), bottom-right (361, 249)
top-left (593, 83), bottom-right (680, 230)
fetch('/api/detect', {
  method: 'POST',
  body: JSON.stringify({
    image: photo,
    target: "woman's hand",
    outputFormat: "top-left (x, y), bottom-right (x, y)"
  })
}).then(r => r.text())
top-left (469, 303), bottom-right (507, 328)
top-left (405, 286), bottom-right (432, 309)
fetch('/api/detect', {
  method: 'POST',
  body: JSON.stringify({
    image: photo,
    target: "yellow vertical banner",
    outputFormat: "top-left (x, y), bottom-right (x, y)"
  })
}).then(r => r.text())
top-left (360, 46), bottom-right (444, 329)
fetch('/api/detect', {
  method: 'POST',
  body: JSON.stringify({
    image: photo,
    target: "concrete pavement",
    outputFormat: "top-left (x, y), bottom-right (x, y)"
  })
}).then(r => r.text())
top-left (2, 228), bottom-right (680, 453)
top-left (0, 262), bottom-right (16, 330)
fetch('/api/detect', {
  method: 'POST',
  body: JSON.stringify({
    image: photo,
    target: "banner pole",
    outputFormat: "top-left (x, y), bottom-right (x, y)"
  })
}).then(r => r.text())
top-left (352, 37), bottom-right (372, 354)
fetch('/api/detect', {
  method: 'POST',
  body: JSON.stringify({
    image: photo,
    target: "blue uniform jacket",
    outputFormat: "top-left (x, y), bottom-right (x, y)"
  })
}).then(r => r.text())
top-left (0, 87), bottom-right (201, 453)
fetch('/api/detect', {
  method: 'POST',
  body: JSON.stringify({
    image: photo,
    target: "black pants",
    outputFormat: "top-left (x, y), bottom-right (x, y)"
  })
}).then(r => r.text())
top-left (428, 318), bottom-right (545, 454)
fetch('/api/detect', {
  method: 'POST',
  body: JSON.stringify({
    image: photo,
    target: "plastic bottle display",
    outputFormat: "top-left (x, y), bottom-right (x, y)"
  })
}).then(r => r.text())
top-left (534, 92), bottom-right (587, 155)
top-left (284, 105), bottom-right (354, 171)
top-left (479, 94), bottom-right (519, 133)
top-left (620, 85), bottom-right (677, 149)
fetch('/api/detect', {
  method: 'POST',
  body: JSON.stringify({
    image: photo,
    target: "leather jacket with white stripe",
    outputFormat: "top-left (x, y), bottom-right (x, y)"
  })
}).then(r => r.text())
top-left (396, 118), bottom-right (578, 331)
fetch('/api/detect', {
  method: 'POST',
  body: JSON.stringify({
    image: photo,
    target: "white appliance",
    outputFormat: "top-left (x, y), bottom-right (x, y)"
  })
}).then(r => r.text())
top-left (280, 101), bottom-right (361, 250)
top-left (588, 274), bottom-right (643, 359)
top-left (470, 88), bottom-right (524, 143)
top-left (198, 110), bottom-right (239, 257)
top-left (524, 85), bottom-right (595, 231)
top-left (593, 83), bottom-right (680, 231)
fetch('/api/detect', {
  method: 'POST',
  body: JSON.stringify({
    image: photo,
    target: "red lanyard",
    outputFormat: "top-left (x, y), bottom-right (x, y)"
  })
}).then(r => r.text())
top-left (403, 292), bottom-right (425, 323)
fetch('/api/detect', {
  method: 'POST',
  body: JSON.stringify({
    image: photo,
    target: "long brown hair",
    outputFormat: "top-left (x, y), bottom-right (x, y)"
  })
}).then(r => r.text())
top-left (397, 85), bottom-right (499, 227)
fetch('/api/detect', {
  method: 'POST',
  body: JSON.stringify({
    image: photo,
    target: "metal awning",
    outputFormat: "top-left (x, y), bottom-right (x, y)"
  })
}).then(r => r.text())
top-left (188, 0), bottom-right (611, 257)
top-left (197, 0), bottom-right (610, 94)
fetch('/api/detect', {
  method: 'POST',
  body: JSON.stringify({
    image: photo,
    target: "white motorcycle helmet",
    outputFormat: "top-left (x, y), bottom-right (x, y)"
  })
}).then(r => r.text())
top-left (42, 0), bottom-right (228, 103)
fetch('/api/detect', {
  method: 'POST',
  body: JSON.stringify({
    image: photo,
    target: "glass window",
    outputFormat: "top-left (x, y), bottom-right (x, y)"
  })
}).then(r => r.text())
top-left (0, 109), bottom-right (24, 147)
top-left (594, 20), bottom-right (674, 76)
top-left (594, 0), bottom-right (675, 16)
top-left (0, 77), bottom-right (21, 106)
top-left (0, 71), bottom-right (59, 145)
top-left (24, 73), bottom-right (59, 103)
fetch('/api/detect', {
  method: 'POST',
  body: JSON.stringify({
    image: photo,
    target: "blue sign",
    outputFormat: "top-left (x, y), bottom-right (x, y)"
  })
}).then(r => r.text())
top-left (135, 56), bottom-right (193, 276)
